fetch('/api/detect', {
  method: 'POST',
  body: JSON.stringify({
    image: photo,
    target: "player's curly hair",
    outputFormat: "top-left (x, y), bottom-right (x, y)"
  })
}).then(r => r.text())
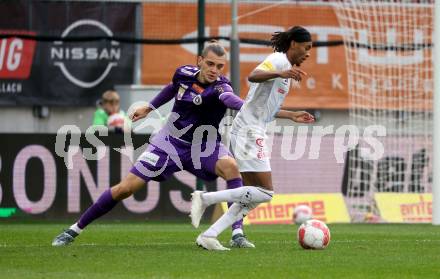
top-left (201, 40), bottom-right (226, 57)
top-left (270, 26), bottom-right (312, 53)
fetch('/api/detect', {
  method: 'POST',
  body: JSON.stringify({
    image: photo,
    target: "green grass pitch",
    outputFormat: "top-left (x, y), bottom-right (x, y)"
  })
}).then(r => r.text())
top-left (1, 222), bottom-right (440, 278)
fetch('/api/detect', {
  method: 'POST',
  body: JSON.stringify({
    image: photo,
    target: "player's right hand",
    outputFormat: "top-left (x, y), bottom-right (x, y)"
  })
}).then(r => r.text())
top-left (279, 68), bottom-right (307, 81)
top-left (129, 105), bottom-right (150, 122)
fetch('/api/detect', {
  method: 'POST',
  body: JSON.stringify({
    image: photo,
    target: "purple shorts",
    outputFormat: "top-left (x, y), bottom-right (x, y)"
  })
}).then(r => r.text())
top-left (130, 136), bottom-right (231, 182)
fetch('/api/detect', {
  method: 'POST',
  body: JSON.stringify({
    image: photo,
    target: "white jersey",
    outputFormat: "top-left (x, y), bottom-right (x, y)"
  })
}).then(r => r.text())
top-left (231, 52), bottom-right (291, 135)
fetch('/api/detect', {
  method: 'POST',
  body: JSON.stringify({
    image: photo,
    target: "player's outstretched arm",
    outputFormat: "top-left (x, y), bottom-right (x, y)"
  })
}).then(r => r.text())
top-left (219, 91), bottom-right (244, 110)
top-left (129, 105), bottom-right (153, 122)
top-left (248, 68), bottom-right (307, 83)
top-left (130, 83), bottom-right (177, 122)
top-left (290, 111), bottom-right (315, 123)
top-left (276, 110), bottom-right (315, 123)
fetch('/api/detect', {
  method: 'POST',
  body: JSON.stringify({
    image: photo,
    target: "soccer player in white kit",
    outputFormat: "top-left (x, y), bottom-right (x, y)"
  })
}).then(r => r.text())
top-left (191, 26), bottom-right (315, 250)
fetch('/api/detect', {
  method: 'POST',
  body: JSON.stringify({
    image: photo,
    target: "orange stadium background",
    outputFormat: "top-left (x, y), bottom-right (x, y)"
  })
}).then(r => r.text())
top-left (142, 2), bottom-right (348, 109)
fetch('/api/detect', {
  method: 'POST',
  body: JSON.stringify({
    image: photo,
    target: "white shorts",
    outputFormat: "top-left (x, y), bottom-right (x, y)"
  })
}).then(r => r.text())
top-left (230, 132), bottom-right (271, 172)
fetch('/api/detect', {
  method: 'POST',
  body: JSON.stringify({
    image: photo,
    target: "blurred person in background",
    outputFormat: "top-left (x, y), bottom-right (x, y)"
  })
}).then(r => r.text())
top-left (93, 90), bottom-right (130, 133)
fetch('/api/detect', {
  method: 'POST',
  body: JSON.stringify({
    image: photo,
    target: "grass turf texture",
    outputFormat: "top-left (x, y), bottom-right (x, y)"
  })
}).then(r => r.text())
top-left (1, 223), bottom-right (439, 278)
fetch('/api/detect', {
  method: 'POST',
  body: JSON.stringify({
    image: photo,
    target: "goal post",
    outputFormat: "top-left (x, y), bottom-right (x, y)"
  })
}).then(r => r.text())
top-left (433, 0), bottom-right (440, 225)
top-left (333, 0), bottom-right (435, 222)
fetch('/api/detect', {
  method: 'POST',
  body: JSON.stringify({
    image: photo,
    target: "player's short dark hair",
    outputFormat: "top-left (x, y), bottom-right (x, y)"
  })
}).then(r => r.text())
top-left (201, 40), bottom-right (226, 57)
top-left (270, 26), bottom-right (312, 53)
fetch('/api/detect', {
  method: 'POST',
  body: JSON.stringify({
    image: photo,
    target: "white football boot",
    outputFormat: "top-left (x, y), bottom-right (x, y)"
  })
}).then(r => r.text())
top-left (190, 191), bottom-right (207, 228)
top-left (196, 234), bottom-right (230, 251)
top-left (230, 234), bottom-right (255, 248)
top-left (52, 229), bottom-right (78, 246)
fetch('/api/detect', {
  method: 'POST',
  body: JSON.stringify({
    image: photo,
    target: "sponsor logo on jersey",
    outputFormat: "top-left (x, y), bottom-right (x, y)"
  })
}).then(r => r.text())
top-left (180, 68), bottom-right (196, 76)
top-left (215, 85), bottom-right (224, 94)
top-left (177, 83), bottom-right (188, 100)
top-left (193, 94), bottom-right (202, 105)
top-left (277, 88), bottom-right (286, 94)
top-left (140, 151), bottom-right (160, 167)
top-left (257, 150), bottom-right (266, 160)
top-left (256, 138), bottom-right (266, 159)
top-left (192, 83), bottom-right (205, 94)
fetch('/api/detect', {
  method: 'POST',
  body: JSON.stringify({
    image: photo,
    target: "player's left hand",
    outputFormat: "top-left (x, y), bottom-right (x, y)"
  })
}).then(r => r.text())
top-left (291, 111), bottom-right (315, 123)
top-left (129, 105), bottom-right (152, 122)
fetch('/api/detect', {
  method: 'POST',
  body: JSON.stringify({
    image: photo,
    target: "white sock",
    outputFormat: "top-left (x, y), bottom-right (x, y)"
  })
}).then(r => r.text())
top-left (204, 201), bottom-right (260, 238)
top-left (203, 203), bottom-right (242, 238)
top-left (202, 186), bottom-right (273, 206)
top-left (69, 223), bottom-right (83, 234)
top-left (232, 228), bottom-right (243, 236)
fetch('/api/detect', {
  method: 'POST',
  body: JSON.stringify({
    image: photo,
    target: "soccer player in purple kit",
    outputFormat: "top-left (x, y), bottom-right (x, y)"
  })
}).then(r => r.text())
top-left (52, 41), bottom-right (254, 249)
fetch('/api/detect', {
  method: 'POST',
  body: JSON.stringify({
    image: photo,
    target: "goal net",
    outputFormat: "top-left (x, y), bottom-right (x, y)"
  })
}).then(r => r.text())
top-left (333, 0), bottom-right (434, 221)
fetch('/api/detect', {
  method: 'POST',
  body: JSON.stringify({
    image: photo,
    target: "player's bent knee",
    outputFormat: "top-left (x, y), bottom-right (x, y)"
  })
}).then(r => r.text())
top-left (256, 188), bottom-right (273, 203)
top-left (263, 192), bottom-right (273, 203)
top-left (240, 186), bottom-right (273, 204)
top-left (216, 157), bottom-right (240, 178)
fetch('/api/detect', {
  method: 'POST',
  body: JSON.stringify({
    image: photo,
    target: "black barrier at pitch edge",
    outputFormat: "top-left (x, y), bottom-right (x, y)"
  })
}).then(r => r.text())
top-left (0, 133), bottom-right (217, 221)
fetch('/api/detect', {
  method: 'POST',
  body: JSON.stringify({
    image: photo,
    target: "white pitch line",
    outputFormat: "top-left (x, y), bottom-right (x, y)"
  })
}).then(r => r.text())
top-left (1, 239), bottom-right (440, 248)
top-left (0, 242), bottom-right (192, 248)
top-left (256, 239), bottom-right (440, 244)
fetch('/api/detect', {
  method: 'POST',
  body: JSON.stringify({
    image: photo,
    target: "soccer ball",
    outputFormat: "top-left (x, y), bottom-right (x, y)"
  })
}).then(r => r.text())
top-left (293, 205), bottom-right (313, 224)
top-left (297, 219), bottom-right (331, 250)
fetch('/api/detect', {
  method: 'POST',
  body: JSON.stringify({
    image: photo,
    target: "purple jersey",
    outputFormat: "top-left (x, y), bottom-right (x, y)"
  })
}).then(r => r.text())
top-left (165, 65), bottom-right (233, 143)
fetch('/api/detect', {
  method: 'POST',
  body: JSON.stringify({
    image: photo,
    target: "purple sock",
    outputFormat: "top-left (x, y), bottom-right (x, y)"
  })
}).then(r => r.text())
top-left (227, 178), bottom-right (244, 232)
top-left (77, 189), bottom-right (118, 229)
